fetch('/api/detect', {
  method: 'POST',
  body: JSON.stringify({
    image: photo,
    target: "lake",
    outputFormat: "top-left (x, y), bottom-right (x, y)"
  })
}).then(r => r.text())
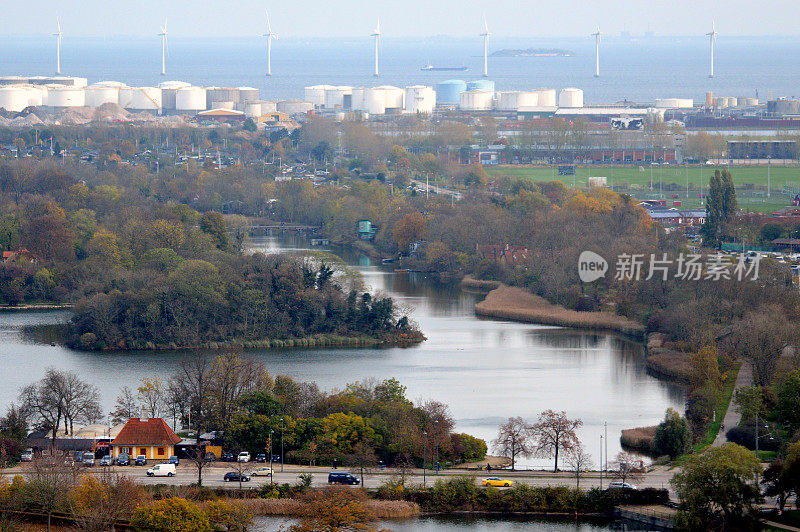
top-left (0, 232), bottom-right (684, 468)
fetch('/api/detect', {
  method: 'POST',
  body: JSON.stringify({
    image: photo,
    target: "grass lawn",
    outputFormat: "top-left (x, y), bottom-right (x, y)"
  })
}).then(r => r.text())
top-left (486, 165), bottom-right (800, 213)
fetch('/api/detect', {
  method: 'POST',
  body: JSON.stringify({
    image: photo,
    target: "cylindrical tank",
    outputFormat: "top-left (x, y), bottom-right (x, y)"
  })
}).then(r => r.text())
top-left (436, 80), bottom-right (467, 105)
top-left (94, 80), bottom-right (127, 88)
top-left (404, 85), bottom-right (436, 114)
top-left (237, 87), bottom-right (259, 102)
top-left (243, 102), bottom-right (262, 117)
top-left (0, 87), bottom-right (29, 112)
top-left (276, 99), bottom-right (314, 114)
top-left (303, 85), bottom-right (334, 107)
top-left (744, 97), bottom-right (759, 106)
top-left (705, 91), bottom-right (714, 107)
top-left (496, 91), bottom-right (539, 111)
top-left (655, 98), bottom-right (693, 109)
top-left (350, 87), bottom-right (367, 111)
top-left (85, 85), bottom-right (120, 107)
top-left (210, 100), bottom-right (235, 110)
top-left (127, 87), bottom-right (162, 110)
top-left (726, 97), bottom-right (738, 107)
top-left (534, 88), bottom-right (557, 107)
top-left (22, 86), bottom-right (44, 107)
top-left (714, 97), bottom-right (728, 108)
top-left (206, 87), bottom-right (240, 108)
top-left (466, 79), bottom-right (495, 93)
top-left (558, 88), bottom-right (584, 108)
top-left (175, 87), bottom-right (207, 111)
top-left (364, 87), bottom-right (386, 115)
top-left (768, 99), bottom-right (800, 115)
top-left (117, 87), bottom-right (133, 107)
top-left (459, 89), bottom-right (494, 110)
top-left (158, 80), bottom-right (190, 89)
top-left (323, 86), bottom-right (352, 109)
top-left (376, 85), bottom-right (404, 110)
top-left (259, 100), bottom-right (277, 113)
top-left (47, 86), bottom-right (86, 108)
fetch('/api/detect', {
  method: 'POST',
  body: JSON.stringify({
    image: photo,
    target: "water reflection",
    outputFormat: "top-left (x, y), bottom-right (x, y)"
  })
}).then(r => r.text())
top-left (0, 231), bottom-right (685, 468)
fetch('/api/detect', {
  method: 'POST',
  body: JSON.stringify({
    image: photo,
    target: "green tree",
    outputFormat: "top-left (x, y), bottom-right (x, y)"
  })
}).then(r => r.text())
top-left (242, 118), bottom-right (257, 133)
top-left (199, 211), bottom-right (229, 250)
top-left (733, 386), bottom-right (765, 424)
top-left (775, 370), bottom-right (800, 432)
top-left (653, 408), bottom-right (691, 459)
top-left (671, 443), bottom-right (762, 532)
top-left (701, 169), bottom-right (737, 247)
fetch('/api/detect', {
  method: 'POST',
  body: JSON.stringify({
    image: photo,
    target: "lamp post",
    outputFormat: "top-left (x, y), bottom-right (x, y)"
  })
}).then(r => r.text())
top-left (280, 417), bottom-right (284, 473)
top-left (434, 420), bottom-right (439, 474)
top-left (599, 434), bottom-right (603, 489)
top-left (422, 431), bottom-right (427, 487)
top-left (269, 430), bottom-right (274, 486)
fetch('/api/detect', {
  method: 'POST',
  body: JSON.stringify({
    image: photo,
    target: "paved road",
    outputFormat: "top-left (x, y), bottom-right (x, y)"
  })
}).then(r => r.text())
top-left (409, 179), bottom-right (463, 200)
top-left (713, 360), bottom-right (752, 447)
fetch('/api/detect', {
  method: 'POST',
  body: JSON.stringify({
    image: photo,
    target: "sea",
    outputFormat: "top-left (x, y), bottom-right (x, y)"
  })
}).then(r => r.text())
top-left (1, 34), bottom-right (800, 105)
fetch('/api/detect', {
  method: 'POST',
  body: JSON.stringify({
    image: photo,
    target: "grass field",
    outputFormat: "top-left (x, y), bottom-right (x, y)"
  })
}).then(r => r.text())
top-left (486, 164), bottom-right (800, 213)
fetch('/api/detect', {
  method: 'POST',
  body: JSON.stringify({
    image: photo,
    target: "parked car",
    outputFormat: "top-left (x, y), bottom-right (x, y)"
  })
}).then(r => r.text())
top-left (204, 452), bottom-right (218, 462)
top-left (607, 481), bottom-right (638, 490)
top-left (271, 454), bottom-right (281, 463)
top-left (237, 452), bottom-right (251, 463)
top-left (224, 471), bottom-right (250, 482)
top-left (20, 449), bottom-right (33, 462)
top-left (221, 451), bottom-right (235, 462)
top-left (100, 455), bottom-right (114, 466)
top-left (254, 453), bottom-right (266, 463)
top-left (328, 472), bottom-right (360, 485)
top-left (481, 477), bottom-right (512, 487)
top-left (82, 452), bottom-right (95, 467)
top-left (135, 455), bottom-right (147, 466)
top-left (73, 450), bottom-right (84, 463)
top-left (147, 463), bottom-right (176, 477)
top-left (116, 453), bottom-right (130, 466)
top-left (250, 467), bottom-right (273, 476)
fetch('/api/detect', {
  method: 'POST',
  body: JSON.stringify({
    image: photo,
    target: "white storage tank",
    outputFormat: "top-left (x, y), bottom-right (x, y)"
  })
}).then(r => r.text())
top-left (727, 97), bottom-right (738, 107)
top-left (22, 86), bottom-right (45, 107)
top-left (404, 85), bottom-right (436, 114)
top-left (304, 85), bottom-right (334, 107)
top-left (496, 91), bottom-right (539, 111)
top-left (558, 88), bottom-right (584, 108)
top-left (175, 87), bottom-right (207, 112)
top-left (324, 86), bottom-right (353, 109)
top-left (158, 80), bottom-right (191, 89)
top-left (85, 85), bottom-right (120, 107)
top-left (534, 88), bottom-right (557, 107)
top-left (259, 100), bottom-right (277, 113)
top-left (655, 98), bottom-right (693, 109)
top-left (238, 87), bottom-right (259, 103)
top-left (127, 87), bottom-right (162, 110)
top-left (744, 97), bottom-right (759, 106)
top-left (205, 87), bottom-right (240, 108)
top-left (210, 100), bottom-right (235, 110)
top-left (714, 97), bottom-right (728, 108)
top-left (459, 89), bottom-right (494, 111)
top-left (117, 87), bottom-right (133, 107)
top-left (364, 87), bottom-right (386, 115)
top-left (277, 99), bottom-right (314, 114)
top-left (243, 102), bottom-right (262, 117)
top-left (0, 87), bottom-right (29, 112)
top-left (350, 87), bottom-right (367, 111)
top-left (376, 85), bottom-right (404, 110)
top-left (48, 86), bottom-right (86, 108)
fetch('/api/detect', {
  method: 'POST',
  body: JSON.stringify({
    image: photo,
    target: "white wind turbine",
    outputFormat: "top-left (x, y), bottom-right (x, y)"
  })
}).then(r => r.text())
top-left (706, 21), bottom-right (717, 78)
top-left (592, 26), bottom-right (602, 77)
top-left (53, 17), bottom-right (63, 75)
top-left (480, 16), bottom-right (491, 77)
top-left (264, 9), bottom-right (278, 76)
top-left (159, 18), bottom-right (168, 76)
top-left (371, 19), bottom-right (380, 77)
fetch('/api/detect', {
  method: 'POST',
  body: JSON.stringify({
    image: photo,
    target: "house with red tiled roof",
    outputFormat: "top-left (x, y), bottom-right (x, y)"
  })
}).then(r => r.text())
top-left (476, 244), bottom-right (531, 267)
top-left (110, 418), bottom-right (182, 461)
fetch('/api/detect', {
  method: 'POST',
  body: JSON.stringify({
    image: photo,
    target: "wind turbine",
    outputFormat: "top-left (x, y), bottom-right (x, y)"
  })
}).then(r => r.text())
top-left (159, 18), bottom-right (168, 76)
top-left (53, 17), bottom-right (63, 75)
top-left (706, 21), bottom-right (717, 78)
top-left (264, 9), bottom-right (278, 76)
top-left (480, 17), bottom-right (491, 77)
top-left (371, 19), bottom-right (380, 77)
top-left (592, 26), bottom-right (602, 77)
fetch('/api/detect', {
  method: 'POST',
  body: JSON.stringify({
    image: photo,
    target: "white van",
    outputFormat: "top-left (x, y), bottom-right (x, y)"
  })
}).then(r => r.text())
top-left (146, 463), bottom-right (176, 477)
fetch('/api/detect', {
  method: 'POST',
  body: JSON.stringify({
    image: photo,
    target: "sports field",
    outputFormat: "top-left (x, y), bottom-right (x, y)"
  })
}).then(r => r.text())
top-left (486, 164), bottom-right (800, 213)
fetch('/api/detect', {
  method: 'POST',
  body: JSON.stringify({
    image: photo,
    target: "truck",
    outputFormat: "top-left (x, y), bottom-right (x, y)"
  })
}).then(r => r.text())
top-left (146, 463), bottom-right (176, 477)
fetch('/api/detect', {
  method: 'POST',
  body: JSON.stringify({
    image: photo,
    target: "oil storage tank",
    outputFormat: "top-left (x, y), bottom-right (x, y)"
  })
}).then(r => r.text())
top-left (377, 85), bottom-right (404, 111)
top-left (175, 87), bottom-right (207, 112)
top-left (126, 87), bottom-right (162, 111)
top-left (404, 85), bottom-right (436, 114)
top-left (364, 87), bottom-right (386, 115)
top-left (277, 100), bottom-right (313, 114)
top-left (459, 89), bottom-right (493, 110)
top-left (496, 91), bottom-right (539, 111)
top-left (85, 85), bottom-right (120, 107)
top-left (304, 85), bottom-right (334, 107)
top-left (558, 88), bottom-right (584, 108)
top-left (47, 86), bottom-right (86, 108)
top-left (237, 87), bottom-right (259, 103)
top-left (466, 79), bottom-right (495, 93)
top-left (534, 88), bottom-right (557, 107)
top-left (0, 87), bottom-right (29, 112)
top-left (324, 86), bottom-right (352, 109)
top-left (436, 80), bottom-right (467, 105)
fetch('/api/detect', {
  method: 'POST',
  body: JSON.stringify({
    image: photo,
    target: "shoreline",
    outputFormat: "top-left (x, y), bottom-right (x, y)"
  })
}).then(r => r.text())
top-left (474, 284), bottom-right (646, 340)
top-left (0, 303), bottom-right (74, 312)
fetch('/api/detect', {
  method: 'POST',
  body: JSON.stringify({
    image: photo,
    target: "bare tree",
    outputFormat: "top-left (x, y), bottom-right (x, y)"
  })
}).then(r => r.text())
top-left (58, 371), bottom-right (102, 435)
top-left (185, 443), bottom-right (212, 487)
top-left (609, 451), bottom-right (645, 486)
top-left (170, 356), bottom-right (213, 432)
top-left (70, 469), bottom-right (142, 532)
top-left (564, 442), bottom-right (593, 491)
top-left (492, 417), bottom-right (534, 471)
top-left (529, 410), bottom-right (583, 473)
top-left (348, 440), bottom-right (379, 486)
top-left (24, 452), bottom-right (79, 532)
top-left (137, 377), bottom-right (166, 419)
top-left (19, 378), bottom-right (62, 446)
top-left (207, 353), bottom-right (271, 429)
top-left (109, 387), bottom-right (139, 425)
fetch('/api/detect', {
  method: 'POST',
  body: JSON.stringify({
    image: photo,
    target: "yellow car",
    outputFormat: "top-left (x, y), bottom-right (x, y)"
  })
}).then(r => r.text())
top-left (481, 477), bottom-right (512, 487)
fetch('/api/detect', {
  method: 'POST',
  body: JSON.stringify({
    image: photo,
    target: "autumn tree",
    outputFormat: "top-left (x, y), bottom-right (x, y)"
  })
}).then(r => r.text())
top-left (529, 410), bottom-right (582, 473)
top-left (137, 377), bottom-right (166, 419)
top-left (492, 417), bottom-right (533, 471)
top-left (392, 212), bottom-right (426, 252)
top-left (109, 387), bottom-right (139, 425)
top-left (23, 453), bottom-right (79, 532)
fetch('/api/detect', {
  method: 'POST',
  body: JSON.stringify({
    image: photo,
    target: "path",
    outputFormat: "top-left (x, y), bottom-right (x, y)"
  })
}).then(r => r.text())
top-left (712, 360), bottom-right (752, 447)
top-left (763, 520), bottom-right (800, 532)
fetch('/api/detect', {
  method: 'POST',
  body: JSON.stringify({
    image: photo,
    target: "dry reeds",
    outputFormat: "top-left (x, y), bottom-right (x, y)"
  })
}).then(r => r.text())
top-left (620, 425), bottom-right (657, 453)
top-left (475, 285), bottom-right (645, 338)
top-left (364, 500), bottom-right (420, 519)
top-left (211, 496), bottom-right (419, 519)
top-left (645, 349), bottom-right (692, 384)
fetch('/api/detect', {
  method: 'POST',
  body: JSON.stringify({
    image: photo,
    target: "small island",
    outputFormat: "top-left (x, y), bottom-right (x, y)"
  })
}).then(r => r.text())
top-left (490, 48), bottom-right (574, 57)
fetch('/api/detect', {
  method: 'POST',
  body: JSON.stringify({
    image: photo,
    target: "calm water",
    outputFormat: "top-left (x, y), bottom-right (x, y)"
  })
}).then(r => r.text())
top-left (0, 233), bottom-right (683, 467)
top-left (2, 35), bottom-right (799, 102)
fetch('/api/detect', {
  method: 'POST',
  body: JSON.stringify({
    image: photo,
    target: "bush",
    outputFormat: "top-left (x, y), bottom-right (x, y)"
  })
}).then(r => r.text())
top-left (205, 499), bottom-right (253, 532)
top-left (130, 497), bottom-right (210, 532)
top-left (725, 424), bottom-right (780, 452)
top-left (654, 408), bottom-right (692, 459)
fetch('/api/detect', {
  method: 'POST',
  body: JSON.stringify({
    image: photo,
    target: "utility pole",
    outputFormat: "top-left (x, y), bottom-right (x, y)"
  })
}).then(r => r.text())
top-left (599, 434), bottom-right (603, 489)
top-left (604, 421), bottom-right (608, 473)
top-left (269, 430), bottom-right (274, 486)
top-left (280, 418), bottom-right (284, 473)
top-left (423, 431), bottom-right (427, 486)
top-left (434, 419), bottom-right (439, 474)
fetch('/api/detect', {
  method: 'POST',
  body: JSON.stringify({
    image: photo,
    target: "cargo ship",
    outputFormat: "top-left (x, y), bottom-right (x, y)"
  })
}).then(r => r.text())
top-left (421, 65), bottom-right (469, 71)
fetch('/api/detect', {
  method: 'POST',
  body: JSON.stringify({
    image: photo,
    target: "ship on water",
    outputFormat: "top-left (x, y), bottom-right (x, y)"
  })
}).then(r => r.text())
top-left (421, 65), bottom-right (469, 71)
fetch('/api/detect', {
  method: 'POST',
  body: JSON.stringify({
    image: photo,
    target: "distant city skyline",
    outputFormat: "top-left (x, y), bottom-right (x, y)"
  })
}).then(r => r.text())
top-left (2, 0), bottom-right (800, 38)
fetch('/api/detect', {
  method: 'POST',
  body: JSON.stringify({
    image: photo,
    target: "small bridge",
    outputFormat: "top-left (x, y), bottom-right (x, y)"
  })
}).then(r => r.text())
top-left (249, 223), bottom-right (321, 235)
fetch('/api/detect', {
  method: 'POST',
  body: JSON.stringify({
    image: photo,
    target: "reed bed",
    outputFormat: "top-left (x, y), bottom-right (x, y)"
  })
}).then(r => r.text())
top-left (475, 285), bottom-right (645, 338)
top-left (645, 349), bottom-right (692, 384)
top-left (620, 425), bottom-right (657, 453)
top-left (221, 497), bottom-right (419, 519)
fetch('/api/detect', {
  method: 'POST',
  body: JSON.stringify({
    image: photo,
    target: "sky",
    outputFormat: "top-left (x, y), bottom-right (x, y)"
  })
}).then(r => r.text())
top-left (2, 0), bottom-right (800, 39)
